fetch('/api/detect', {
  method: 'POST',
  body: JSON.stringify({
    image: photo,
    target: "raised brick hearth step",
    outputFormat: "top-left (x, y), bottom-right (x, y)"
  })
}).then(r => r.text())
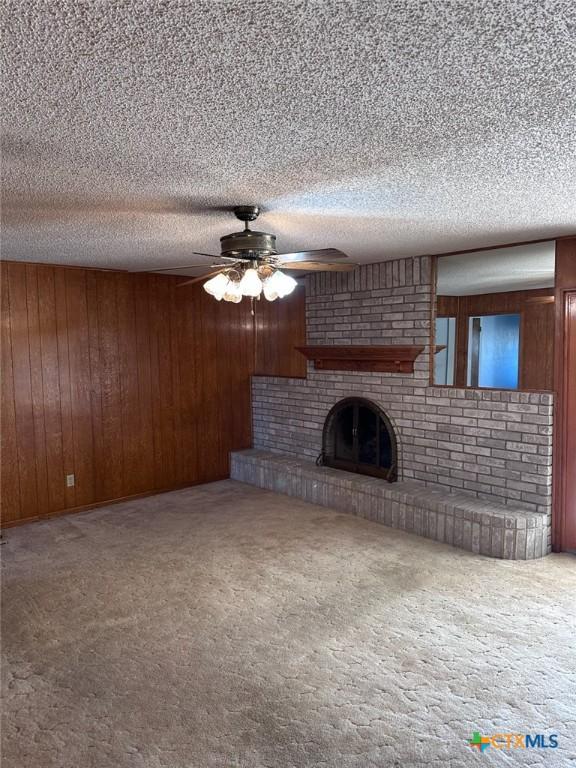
top-left (230, 449), bottom-right (549, 560)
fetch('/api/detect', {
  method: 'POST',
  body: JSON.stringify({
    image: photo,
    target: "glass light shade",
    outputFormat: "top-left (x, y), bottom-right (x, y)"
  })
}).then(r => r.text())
top-left (239, 268), bottom-right (262, 297)
top-left (203, 272), bottom-right (229, 301)
top-left (263, 279), bottom-right (279, 301)
top-left (267, 269), bottom-right (297, 298)
top-left (223, 279), bottom-right (243, 303)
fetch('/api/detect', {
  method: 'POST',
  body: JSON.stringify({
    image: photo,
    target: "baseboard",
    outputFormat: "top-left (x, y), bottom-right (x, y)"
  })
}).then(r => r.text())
top-left (1, 476), bottom-right (229, 529)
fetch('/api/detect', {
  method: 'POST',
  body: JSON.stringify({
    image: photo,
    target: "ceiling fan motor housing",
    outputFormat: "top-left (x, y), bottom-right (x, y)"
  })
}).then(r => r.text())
top-left (233, 205), bottom-right (260, 222)
top-left (220, 229), bottom-right (277, 258)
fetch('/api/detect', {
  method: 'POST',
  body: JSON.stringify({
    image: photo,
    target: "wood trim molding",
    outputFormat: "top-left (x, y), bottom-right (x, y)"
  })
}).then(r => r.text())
top-left (296, 345), bottom-right (426, 373)
top-left (0, 479), bottom-right (221, 529)
top-left (403, 233), bottom-right (576, 263)
top-left (552, 238), bottom-right (576, 552)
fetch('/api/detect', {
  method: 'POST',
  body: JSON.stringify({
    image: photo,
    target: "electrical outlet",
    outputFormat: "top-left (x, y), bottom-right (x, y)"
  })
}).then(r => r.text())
top-left (66, 474), bottom-right (75, 488)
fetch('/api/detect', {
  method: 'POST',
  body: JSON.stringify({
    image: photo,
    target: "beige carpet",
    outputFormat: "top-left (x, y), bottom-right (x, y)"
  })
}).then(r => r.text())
top-left (2, 480), bottom-right (575, 767)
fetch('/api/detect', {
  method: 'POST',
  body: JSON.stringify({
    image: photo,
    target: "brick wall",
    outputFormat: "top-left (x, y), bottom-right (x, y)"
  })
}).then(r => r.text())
top-left (251, 256), bottom-right (553, 525)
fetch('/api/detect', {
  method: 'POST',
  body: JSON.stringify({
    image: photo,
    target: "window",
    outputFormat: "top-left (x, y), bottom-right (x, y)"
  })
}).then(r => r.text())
top-left (466, 314), bottom-right (520, 389)
top-left (434, 242), bottom-right (555, 390)
top-left (435, 317), bottom-right (456, 386)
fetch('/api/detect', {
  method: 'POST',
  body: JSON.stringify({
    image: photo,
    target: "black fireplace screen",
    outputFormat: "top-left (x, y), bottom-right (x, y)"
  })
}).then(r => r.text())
top-left (319, 398), bottom-right (397, 482)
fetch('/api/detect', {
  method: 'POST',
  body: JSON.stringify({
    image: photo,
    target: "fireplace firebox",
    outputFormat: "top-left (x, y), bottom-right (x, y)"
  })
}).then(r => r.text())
top-left (319, 398), bottom-right (397, 482)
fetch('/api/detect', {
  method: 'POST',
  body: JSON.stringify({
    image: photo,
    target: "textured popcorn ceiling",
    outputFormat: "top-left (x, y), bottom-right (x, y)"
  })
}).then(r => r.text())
top-left (2, 0), bottom-right (576, 270)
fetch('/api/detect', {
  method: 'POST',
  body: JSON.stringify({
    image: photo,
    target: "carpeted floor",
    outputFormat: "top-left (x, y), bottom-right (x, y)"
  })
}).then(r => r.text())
top-left (2, 480), bottom-right (575, 767)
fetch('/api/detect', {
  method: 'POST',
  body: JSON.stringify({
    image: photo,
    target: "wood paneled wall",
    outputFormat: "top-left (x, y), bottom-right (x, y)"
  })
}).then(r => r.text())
top-left (1, 262), bottom-right (258, 526)
top-left (254, 286), bottom-right (307, 378)
top-left (437, 287), bottom-right (555, 390)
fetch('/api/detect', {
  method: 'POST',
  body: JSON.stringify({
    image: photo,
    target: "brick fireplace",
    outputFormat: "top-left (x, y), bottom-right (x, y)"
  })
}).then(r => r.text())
top-left (234, 255), bottom-right (554, 558)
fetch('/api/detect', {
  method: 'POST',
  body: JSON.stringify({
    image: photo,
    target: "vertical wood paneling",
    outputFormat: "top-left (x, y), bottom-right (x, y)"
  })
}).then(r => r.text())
top-left (24, 265), bottom-right (49, 512)
top-left (147, 276), bottom-right (166, 488)
top-left (7, 263), bottom-right (38, 519)
top-left (96, 272), bottom-right (125, 502)
top-left (196, 291), bottom-right (220, 481)
top-left (228, 298), bottom-right (252, 461)
top-left (65, 269), bottom-right (95, 506)
top-left (148, 277), bottom-right (163, 482)
top-left (156, 277), bottom-right (177, 487)
top-left (37, 266), bottom-right (66, 513)
top-left (0, 268), bottom-right (21, 522)
top-left (54, 268), bottom-right (76, 508)
top-left (133, 275), bottom-right (156, 490)
top-left (1, 262), bottom-right (258, 525)
top-left (85, 270), bottom-right (105, 502)
top-left (254, 287), bottom-right (307, 377)
top-left (115, 274), bottom-right (144, 496)
top-left (520, 302), bottom-right (554, 391)
top-left (168, 280), bottom-right (184, 485)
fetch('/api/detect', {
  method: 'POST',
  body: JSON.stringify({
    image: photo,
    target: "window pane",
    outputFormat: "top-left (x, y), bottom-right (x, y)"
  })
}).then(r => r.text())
top-left (434, 317), bottom-right (456, 385)
top-left (467, 314), bottom-right (520, 389)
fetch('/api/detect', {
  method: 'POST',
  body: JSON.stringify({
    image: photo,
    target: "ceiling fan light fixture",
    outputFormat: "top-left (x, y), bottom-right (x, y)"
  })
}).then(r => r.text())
top-left (203, 272), bottom-right (229, 300)
top-left (239, 267), bottom-right (262, 297)
top-left (263, 279), bottom-right (279, 301)
top-left (267, 269), bottom-right (297, 298)
top-left (223, 277), bottom-right (243, 303)
top-left (182, 206), bottom-right (354, 304)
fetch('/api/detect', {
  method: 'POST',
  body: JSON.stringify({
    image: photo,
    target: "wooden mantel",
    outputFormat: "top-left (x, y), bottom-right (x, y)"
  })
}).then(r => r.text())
top-left (296, 345), bottom-right (426, 373)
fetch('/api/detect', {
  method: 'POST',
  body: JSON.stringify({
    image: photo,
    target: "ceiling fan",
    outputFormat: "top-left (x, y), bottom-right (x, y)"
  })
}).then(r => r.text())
top-left (139, 205), bottom-right (357, 303)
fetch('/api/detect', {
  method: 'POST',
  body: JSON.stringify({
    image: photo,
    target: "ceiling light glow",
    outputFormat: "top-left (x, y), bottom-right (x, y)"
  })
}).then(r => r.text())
top-left (203, 272), bottom-right (229, 301)
top-left (203, 266), bottom-right (297, 304)
top-left (239, 268), bottom-right (263, 297)
top-left (266, 269), bottom-right (297, 297)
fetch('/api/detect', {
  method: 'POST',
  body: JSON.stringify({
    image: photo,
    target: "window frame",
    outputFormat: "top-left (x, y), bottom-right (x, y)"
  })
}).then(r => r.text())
top-left (430, 256), bottom-right (554, 392)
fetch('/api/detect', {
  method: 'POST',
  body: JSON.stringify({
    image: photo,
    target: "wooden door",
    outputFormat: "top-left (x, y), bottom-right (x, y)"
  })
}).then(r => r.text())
top-left (553, 237), bottom-right (576, 552)
top-left (556, 290), bottom-right (576, 551)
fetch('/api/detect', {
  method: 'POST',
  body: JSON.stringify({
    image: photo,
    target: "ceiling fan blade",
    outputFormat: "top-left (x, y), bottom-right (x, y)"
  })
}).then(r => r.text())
top-left (280, 261), bottom-right (357, 272)
top-left (177, 267), bottom-right (228, 287)
top-left (276, 248), bottom-right (348, 263)
top-left (130, 253), bottom-right (235, 273)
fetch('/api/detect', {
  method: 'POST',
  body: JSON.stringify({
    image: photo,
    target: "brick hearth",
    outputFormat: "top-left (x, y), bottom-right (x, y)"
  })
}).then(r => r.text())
top-left (231, 450), bottom-right (549, 559)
